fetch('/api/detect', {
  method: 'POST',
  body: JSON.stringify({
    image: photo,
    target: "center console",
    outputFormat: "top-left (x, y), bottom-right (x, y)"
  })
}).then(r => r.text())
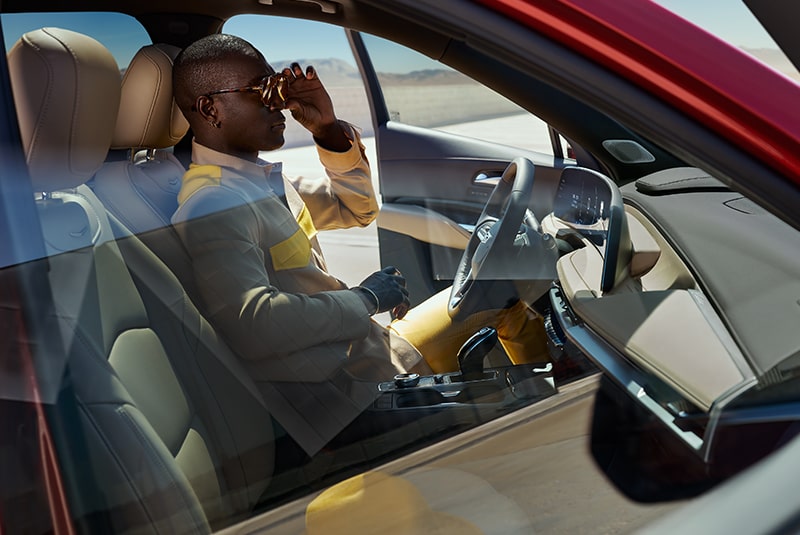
top-left (329, 361), bottom-right (558, 447)
top-left (328, 328), bottom-right (558, 449)
top-left (377, 364), bottom-right (556, 410)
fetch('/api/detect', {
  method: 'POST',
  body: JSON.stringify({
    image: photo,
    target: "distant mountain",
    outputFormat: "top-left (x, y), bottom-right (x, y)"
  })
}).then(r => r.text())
top-left (272, 58), bottom-right (469, 86)
top-left (272, 58), bottom-right (363, 87)
top-left (376, 69), bottom-right (471, 86)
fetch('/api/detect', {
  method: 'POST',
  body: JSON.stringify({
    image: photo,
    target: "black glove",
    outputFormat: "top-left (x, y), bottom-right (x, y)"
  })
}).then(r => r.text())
top-left (353, 266), bottom-right (410, 318)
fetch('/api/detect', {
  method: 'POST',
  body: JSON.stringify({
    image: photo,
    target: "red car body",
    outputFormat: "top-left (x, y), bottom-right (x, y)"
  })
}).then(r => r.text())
top-left (483, 0), bottom-right (800, 185)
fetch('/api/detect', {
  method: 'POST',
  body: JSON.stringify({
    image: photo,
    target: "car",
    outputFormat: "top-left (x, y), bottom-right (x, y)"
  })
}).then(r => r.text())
top-left (0, 0), bottom-right (798, 533)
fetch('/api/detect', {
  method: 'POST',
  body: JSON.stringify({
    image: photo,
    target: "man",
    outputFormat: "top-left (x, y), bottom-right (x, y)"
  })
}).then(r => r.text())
top-left (171, 34), bottom-right (547, 454)
top-left (171, 34), bottom-right (432, 454)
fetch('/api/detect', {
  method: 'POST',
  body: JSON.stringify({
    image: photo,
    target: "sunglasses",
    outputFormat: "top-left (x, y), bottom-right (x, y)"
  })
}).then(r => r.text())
top-left (205, 72), bottom-right (288, 106)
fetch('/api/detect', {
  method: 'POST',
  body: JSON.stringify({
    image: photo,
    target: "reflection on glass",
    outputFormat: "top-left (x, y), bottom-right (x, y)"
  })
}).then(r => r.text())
top-left (553, 170), bottom-right (611, 250)
top-left (552, 167), bottom-right (626, 293)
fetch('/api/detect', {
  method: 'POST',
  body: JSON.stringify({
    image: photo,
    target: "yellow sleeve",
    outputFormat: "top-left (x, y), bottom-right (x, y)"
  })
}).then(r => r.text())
top-left (290, 121), bottom-right (379, 230)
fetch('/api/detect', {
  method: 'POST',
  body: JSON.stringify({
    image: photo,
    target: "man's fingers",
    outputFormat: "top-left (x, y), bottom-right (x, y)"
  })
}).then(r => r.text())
top-left (392, 272), bottom-right (410, 319)
top-left (392, 301), bottom-right (410, 320)
top-left (382, 266), bottom-right (406, 286)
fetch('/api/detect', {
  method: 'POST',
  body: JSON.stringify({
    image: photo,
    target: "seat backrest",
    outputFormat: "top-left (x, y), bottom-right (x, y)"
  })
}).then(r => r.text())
top-left (94, 42), bottom-right (188, 230)
top-left (9, 27), bottom-right (274, 532)
top-left (91, 43), bottom-right (204, 300)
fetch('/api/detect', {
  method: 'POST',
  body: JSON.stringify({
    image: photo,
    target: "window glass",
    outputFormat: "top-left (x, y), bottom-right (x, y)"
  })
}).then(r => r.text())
top-left (361, 33), bottom-right (555, 155)
top-left (2, 6), bottom-right (797, 535)
top-left (1, 12), bottom-right (150, 69)
top-left (225, 15), bottom-right (372, 151)
top-left (224, 15), bottom-right (379, 287)
top-left (652, 0), bottom-right (799, 81)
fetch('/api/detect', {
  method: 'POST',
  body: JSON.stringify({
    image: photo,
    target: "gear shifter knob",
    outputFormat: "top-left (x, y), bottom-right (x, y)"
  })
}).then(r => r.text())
top-left (457, 326), bottom-right (498, 380)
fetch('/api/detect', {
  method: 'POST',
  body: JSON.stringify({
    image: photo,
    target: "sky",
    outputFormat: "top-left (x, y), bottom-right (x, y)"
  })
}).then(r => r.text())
top-left (0, 11), bottom-right (420, 73)
top-left (651, 0), bottom-right (778, 49)
top-left (2, 12), bottom-right (150, 66)
top-left (224, 15), bottom-right (353, 65)
top-left (224, 15), bottom-right (427, 73)
top-left (0, 2), bottom-right (785, 70)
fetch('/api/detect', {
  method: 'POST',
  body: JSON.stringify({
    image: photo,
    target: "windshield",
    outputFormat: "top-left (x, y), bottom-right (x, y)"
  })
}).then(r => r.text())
top-left (653, 0), bottom-right (799, 81)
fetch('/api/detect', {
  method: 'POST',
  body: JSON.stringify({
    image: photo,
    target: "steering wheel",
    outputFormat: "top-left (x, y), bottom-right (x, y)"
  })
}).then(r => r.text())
top-left (448, 157), bottom-right (538, 319)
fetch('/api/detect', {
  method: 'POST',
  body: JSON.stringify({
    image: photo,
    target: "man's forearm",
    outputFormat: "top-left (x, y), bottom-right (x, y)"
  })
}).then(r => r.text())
top-left (211, 284), bottom-right (373, 361)
top-left (312, 120), bottom-right (351, 153)
top-left (296, 122), bottom-right (378, 229)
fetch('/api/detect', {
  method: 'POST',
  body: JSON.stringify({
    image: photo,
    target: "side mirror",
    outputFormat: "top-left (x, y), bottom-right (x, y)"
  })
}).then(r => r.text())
top-left (590, 376), bottom-right (718, 502)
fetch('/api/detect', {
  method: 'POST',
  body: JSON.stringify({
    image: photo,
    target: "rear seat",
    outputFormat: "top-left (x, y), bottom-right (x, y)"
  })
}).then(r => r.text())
top-left (9, 27), bottom-right (274, 532)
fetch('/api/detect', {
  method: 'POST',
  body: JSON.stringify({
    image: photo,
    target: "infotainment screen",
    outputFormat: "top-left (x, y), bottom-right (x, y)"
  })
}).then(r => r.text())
top-left (553, 175), bottom-right (610, 227)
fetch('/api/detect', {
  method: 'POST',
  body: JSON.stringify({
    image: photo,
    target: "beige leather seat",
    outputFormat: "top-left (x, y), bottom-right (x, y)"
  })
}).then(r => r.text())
top-left (91, 43), bottom-right (201, 300)
top-left (9, 27), bottom-right (275, 532)
top-left (102, 42), bottom-right (187, 230)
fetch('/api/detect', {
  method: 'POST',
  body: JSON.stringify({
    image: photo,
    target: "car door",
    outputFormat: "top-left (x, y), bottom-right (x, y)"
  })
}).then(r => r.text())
top-left (348, 30), bottom-right (574, 305)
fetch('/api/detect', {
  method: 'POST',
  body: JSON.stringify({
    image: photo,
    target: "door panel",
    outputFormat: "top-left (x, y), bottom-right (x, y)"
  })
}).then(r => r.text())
top-left (375, 122), bottom-right (566, 304)
top-left (378, 121), bottom-right (563, 215)
top-left (354, 73), bottom-right (567, 304)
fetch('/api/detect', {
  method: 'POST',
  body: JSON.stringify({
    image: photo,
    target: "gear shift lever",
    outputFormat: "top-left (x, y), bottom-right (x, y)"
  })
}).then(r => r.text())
top-left (457, 326), bottom-right (498, 380)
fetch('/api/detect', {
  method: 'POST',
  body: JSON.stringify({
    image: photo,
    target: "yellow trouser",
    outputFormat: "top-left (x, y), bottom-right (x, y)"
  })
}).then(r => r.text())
top-left (388, 289), bottom-right (550, 374)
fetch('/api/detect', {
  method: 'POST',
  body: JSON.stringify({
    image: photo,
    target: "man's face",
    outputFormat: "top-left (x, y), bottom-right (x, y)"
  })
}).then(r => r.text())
top-left (211, 53), bottom-right (287, 154)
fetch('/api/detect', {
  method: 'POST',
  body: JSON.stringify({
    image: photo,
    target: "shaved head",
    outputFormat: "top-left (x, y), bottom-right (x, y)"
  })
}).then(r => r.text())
top-left (173, 34), bottom-right (267, 115)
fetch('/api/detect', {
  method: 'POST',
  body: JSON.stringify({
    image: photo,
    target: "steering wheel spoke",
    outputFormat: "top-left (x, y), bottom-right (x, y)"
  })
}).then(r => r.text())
top-left (448, 157), bottom-right (539, 319)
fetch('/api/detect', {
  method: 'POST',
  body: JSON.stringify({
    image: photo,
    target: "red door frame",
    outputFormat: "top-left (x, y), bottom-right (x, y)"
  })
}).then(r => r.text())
top-left (478, 0), bottom-right (800, 186)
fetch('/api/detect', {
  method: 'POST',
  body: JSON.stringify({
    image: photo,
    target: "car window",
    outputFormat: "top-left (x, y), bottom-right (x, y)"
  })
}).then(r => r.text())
top-left (224, 16), bottom-right (373, 150)
top-left (1, 4), bottom-right (798, 535)
top-left (360, 33), bottom-right (557, 155)
top-left (652, 0), bottom-right (799, 81)
top-left (226, 17), bottom-right (561, 158)
top-left (1, 12), bottom-right (150, 69)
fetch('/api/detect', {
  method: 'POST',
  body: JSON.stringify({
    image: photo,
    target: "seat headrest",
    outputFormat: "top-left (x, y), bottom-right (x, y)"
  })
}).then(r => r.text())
top-left (8, 27), bottom-right (121, 192)
top-left (112, 44), bottom-right (189, 150)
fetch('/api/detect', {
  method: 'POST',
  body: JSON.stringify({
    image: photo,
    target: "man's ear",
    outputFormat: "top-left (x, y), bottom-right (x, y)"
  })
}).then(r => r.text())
top-left (196, 95), bottom-right (217, 123)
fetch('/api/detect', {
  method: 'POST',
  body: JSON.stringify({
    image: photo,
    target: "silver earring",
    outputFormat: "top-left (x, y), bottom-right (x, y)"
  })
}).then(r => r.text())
top-left (209, 120), bottom-right (221, 128)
